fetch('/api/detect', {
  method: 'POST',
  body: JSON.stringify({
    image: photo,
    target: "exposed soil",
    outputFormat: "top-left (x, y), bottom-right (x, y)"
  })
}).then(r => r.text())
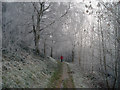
top-left (55, 62), bottom-right (75, 88)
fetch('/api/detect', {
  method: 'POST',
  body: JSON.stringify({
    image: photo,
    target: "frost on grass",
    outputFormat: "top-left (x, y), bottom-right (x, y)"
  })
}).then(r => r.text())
top-left (2, 50), bottom-right (57, 88)
top-left (68, 63), bottom-right (90, 88)
top-left (68, 62), bottom-right (105, 88)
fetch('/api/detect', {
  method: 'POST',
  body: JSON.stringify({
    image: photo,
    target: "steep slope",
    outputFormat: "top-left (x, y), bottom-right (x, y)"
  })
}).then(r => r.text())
top-left (2, 48), bottom-right (58, 88)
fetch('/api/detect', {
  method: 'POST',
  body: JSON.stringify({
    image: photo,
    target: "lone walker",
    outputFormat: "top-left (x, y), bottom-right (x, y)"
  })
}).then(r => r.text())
top-left (60, 56), bottom-right (63, 62)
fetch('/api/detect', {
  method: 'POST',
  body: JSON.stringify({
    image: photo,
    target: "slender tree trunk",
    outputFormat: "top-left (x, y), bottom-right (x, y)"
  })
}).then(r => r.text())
top-left (91, 34), bottom-right (94, 73)
top-left (117, 21), bottom-right (120, 88)
top-left (100, 18), bottom-right (109, 88)
top-left (35, 34), bottom-right (40, 54)
top-left (83, 30), bottom-right (87, 70)
top-left (98, 18), bottom-right (102, 71)
top-left (32, 15), bottom-right (40, 54)
top-left (78, 50), bottom-right (81, 65)
top-left (44, 39), bottom-right (46, 57)
top-left (72, 49), bottom-right (74, 62)
top-left (72, 44), bottom-right (75, 62)
top-left (50, 39), bottom-right (54, 57)
top-left (79, 29), bottom-right (83, 65)
top-left (112, 26), bottom-right (118, 88)
top-left (116, 4), bottom-right (120, 88)
top-left (117, 37), bottom-right (120, 88)
top-left (34, 14), bottom-right (41, 54)
top-left (32, 8), bottom-right (41, 55)
top-left (50, 47), bottom-right (53, 57)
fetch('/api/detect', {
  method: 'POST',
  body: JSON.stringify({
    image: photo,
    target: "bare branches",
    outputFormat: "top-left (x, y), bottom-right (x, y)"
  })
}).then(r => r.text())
top-left (32, 2), bottom-right (51, 15)
top-left (100, 1), bottom-right (120, 25)
top-left (32, 2), bottom-right (39, 14)
top-left (30, 2), bottom-right (71, 34)
top-left (43, 3), bottom-right (51, 12)
top-left (39, 3), bottom-right (70, 31)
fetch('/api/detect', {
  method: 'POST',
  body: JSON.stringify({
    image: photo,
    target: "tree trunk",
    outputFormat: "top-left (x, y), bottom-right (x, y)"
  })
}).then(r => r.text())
top-left (117, 20), bottom-right (120, 88)
top-left (50, 47), bottom-right (53, 57)
top-left (116, 5), bottom-right (120, 88)
top-left (117, 38), bottom-right (120, 88)
top-left (100, 18), bottom-right (109, 88)
top-left (98, 18), bottom-right (102, 71)
top-left (35, 34), bottom-right (40, 54)
top-left (78, 50), bottom-right (81, 65)
top-left (44, 39), bottom-right (46, 57)
top-left (72, 48), bottom-right (74, 62)
top-left (32, 14), bottom-right (40, 55)
top-left (112, 26), bottom-right (118, 88)
top-left (79, 29), bottom-right (83, 65)
top-left (34, 14), bottom-right (41, 54)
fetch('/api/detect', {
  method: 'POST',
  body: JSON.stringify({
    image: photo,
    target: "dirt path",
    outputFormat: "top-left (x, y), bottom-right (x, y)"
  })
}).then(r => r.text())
top-left (57, 62), bottom-right (75, 88)
top-left (60, 63), bottom-right (69, 88)
top-left (49, 62), bottom-right (98, 88)
top-left (48, 62), bottom-right (75, 88)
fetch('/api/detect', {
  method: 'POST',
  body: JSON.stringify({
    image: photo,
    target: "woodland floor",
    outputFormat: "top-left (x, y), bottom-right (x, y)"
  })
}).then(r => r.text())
top-left (57, 62), bottom-right (75, 88)
top-left (2, 50), bottom-right (102, 88)
top-left (48, 62), bottom-right (75, 88)
top-left (48, 61), bottom-right (99, 88)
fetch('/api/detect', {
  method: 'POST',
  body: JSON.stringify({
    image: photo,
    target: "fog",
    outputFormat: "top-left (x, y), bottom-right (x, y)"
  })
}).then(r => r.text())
top-left (2, 1), bottom-right (120, 88)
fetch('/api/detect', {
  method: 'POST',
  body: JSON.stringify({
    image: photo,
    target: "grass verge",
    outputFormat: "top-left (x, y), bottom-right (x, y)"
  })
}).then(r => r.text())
top-left (47, 61), bottom-right (63, 88)
top-left (66, 64), bottom-right (75, 88)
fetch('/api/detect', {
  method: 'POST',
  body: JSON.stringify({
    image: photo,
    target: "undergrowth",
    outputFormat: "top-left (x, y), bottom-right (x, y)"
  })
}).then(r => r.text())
top-left (47, 61), bottom-right (63, 88)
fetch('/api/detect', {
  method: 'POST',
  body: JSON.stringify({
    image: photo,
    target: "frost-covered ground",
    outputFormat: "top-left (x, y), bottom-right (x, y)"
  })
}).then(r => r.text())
top-left (68, 62), bottom-right (90, 88)
top-left (68, 62), bottom-right (103, 88)
top-left (2, 50), bottom-right (57, 88)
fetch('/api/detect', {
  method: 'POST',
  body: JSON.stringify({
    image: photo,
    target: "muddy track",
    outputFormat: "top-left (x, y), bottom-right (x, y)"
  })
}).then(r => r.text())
top-left (59, 62), bottom-right (75, 88)
top-left (48, 62), bottom-right (75, 88)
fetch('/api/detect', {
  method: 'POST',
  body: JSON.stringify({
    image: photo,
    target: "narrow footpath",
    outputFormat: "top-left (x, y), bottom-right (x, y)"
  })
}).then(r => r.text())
top-left (48, 62), bottom-right (75, 88)
top-left (60, 62), bottom-right (74, 88)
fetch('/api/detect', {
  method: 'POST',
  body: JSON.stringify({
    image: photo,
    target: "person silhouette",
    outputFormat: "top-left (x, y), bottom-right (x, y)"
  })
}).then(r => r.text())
top-left (60, 56), bottom-right (63, 62)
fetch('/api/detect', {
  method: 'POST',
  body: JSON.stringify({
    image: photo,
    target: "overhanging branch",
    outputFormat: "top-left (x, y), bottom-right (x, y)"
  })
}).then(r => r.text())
top-left (39, 3), bottom-right (71, 31)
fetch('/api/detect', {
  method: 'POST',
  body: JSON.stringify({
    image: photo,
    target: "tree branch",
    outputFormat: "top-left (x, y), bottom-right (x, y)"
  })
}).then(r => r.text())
top-left (32, 2), bottom-right (39, 14)
top-left (39, 3), bottom-right (70, 31)
top-left (43, 3), bottom-right (51, 12)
